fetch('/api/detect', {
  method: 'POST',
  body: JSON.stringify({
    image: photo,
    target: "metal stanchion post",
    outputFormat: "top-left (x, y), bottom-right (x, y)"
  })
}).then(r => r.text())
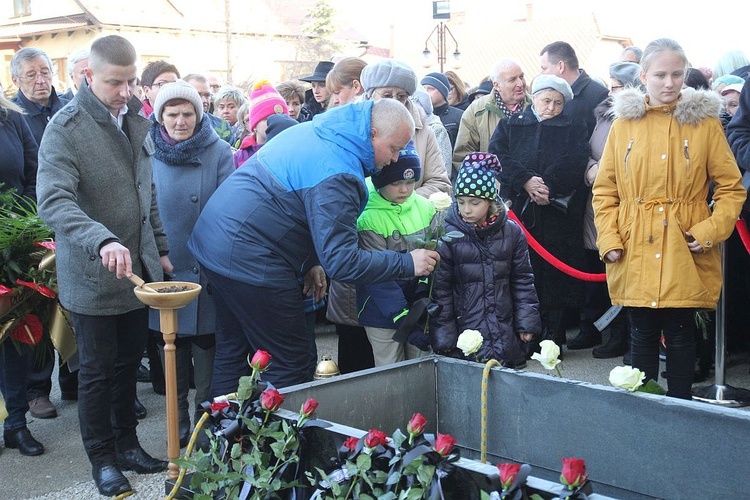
top-left (692, 241), bottom-right (750, 406)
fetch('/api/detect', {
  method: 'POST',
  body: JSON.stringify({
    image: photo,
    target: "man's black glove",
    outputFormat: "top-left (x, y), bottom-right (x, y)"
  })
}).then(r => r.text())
top-left (407, 327), bottom-right (431, 351)
top-left (392, 298), bottom-right (442, 344)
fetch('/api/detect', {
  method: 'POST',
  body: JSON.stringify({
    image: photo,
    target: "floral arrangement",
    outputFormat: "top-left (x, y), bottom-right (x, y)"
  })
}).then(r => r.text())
top-left (0, 186), bottom-right (57, 348)
top-left (484, 458), bottom-right (592, 500)
top-left (177, 350), bottom-right (461, 499)
top-left (307, 412), bottom-right (459, 499)
top-left (176, 350), bottom-right (328, 499)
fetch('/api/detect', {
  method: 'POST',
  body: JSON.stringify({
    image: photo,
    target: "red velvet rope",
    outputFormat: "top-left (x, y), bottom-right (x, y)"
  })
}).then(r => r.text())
top-left (507, 209), bottom-right (607, 283)
top-left (735, 218), bottom-right (750, 254)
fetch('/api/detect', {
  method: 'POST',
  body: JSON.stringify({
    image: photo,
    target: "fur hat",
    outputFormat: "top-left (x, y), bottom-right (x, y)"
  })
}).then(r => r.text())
top-left (454, 152), bottom-right (502, 200)
top-left (361, 60), bottom-right (418, 97)
top-left (372, 141), bottom-right (421, 189)
top-left (609, 62), bottom-right (642, 89)
top-left (420, 72), bottom-right (450, 101)
top-left (531, 74), bottom-right (574, 103)
top-left (153, 80), bottom-right (203, 124)
top-left (248, 80), bottom-right (289, 135)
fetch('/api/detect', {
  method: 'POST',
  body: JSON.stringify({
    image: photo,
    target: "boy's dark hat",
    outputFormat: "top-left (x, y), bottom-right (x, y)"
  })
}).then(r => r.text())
top-left (266, 114), bottom-right (298, 142)
top-left (299, 61), bottom-right (334, 82)
top-left (468, 80), bottom-right (493, 103)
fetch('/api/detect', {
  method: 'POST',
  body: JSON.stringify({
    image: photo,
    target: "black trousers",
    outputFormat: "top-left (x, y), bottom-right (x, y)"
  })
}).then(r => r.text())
top-left (205, 269), bottom-right (313, 397)
top-left (628, 308), bottom-right (696, 400)
top-left (336, 323), bottom-right (374, 374)
top-left (69, 308), bottom-right (147, 467)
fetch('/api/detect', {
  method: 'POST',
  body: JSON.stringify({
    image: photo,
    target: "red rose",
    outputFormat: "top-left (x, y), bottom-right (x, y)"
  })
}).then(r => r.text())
top-left (300, 398), bottom-right (319, 418)
top-left (364, 429), bottom-right (388, 449)
top-left (33, 241), bottom-right (56, 251)
top-left (16, 279), bottom-right (56, 298)
top-left (497, 463), bottom-right (521, 490)
top-left (343, 436), bottom-right (359, 452)
top-left (434, 433), bottom-right (457, 457)
top-left (10, 314), bottom-right (43, 345)
top-left (260, 388), bottom-right (284, 412)
top-left (209, 401), bottom-right (230, 414)
top-left (406, 413), bottom-right (427, 437)
top-left (560, 457), bottom-right (587, 489)
top-left (250, 350), bottom-right (272, 372)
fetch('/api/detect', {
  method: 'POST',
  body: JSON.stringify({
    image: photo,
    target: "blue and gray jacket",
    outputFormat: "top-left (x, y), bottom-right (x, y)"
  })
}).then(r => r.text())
top-left (188, 101), bottom-right (414, 289)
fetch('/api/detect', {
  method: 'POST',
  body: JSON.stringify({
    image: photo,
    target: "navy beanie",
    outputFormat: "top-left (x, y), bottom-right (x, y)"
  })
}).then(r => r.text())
top-left (420, 72), bottom-right (451, 102)
top-left (454, 152), bottom-right (502, 200)
top-left (265, 114), bottom-right (298, 142)
top-left (372, 141), bottom-right (421, 189)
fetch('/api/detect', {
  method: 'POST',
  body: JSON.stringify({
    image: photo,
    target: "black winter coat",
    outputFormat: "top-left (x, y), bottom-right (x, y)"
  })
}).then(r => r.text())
top-left (12, 87), bottom-right (69, 147)
top-left (430, 203), bottom-right (541, 366)
top-left (433, 102), bottom-right (464, 149)
top-left (489, 110), bottom-right (590, 308)
top-left (565, 69), bottom-right (609, 139)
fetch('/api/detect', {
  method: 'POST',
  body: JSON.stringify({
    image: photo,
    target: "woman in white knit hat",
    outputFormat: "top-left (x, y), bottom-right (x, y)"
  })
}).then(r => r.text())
top-left (149, 80), bottom-right (234, 447)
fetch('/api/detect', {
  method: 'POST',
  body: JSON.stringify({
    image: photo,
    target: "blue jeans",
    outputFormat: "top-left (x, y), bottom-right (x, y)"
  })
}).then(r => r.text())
top-left (0, 342), bottom-right (30, 431)
top-left (205, 269), bottom-right (312, 398)
top-left (69, 308), bottom-right (148, 467)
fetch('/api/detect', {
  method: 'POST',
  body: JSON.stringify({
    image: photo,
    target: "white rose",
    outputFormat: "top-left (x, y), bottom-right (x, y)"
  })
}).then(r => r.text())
top-left (609, 366), bottom-right (645, 392)
top-left (429, 192), bottom-right (453, 212)
top-left (531, 340), bottom-right (561, 370)
top-left (456, 329), bottom-right (483, 356)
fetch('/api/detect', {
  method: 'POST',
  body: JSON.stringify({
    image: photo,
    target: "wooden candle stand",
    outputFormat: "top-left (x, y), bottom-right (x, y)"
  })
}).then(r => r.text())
top-left (133, 281), bottom-right (201, 482)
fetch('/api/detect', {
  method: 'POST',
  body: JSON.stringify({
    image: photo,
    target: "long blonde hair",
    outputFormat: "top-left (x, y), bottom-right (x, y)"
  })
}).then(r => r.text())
top-left (0, 91), bottom-right (25, 122)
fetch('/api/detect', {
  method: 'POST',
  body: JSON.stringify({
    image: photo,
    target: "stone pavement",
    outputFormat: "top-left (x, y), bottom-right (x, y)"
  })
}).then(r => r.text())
top-left (1, 326), bottom-right (749, 499)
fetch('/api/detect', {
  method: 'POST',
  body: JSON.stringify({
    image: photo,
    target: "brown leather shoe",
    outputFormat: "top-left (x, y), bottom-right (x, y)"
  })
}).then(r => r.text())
top-left (28, 396), bottom-right (57, 419)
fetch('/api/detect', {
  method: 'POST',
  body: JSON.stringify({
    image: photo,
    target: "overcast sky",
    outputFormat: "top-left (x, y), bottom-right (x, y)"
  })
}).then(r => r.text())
top-left (330, 0), bottom-right (750, 71)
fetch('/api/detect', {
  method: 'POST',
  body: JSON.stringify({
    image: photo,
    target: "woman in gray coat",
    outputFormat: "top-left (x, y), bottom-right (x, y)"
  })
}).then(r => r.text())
top-left (149, 81), bottom-right (234, 447)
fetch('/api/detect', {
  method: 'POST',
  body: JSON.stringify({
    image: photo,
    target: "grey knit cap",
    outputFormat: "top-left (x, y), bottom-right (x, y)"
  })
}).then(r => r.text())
top-left (609, 62), bottom-right (642, 88)
top-left (531, 74), bottom-right (573, 103)
top-left (153, 80), bottom-right (204, 124)
top-left (361, 60), bottom-right (418, 97)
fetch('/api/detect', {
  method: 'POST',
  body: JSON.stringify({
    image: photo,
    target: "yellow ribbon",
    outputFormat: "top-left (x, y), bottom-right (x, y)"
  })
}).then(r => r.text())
top-left (0, 392), bottom-right (8, 423)
top-left (480, 359), bottom-right (503, 463)
top-left (49, 302), bottom-right (77, 364)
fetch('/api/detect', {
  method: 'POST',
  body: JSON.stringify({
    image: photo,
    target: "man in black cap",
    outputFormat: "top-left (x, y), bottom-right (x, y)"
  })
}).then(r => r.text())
top-left (421, 72), bottom-right (463, 149)
top-left (297, 60), bottom-right (334, 122)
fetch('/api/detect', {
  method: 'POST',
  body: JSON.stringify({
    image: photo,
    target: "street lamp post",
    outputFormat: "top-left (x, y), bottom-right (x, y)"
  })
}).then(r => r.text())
top-left (422, 1), bottom-right (460, 72)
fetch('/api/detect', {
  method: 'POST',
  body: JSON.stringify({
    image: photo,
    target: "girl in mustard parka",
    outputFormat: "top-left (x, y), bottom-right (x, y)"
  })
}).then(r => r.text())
top-left (593, 38), bottom-right (746, 399)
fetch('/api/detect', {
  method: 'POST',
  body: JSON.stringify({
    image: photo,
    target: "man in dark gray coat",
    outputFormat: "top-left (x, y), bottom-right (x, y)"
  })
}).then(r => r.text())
top-left (36, 35), bottom-right (171, 497)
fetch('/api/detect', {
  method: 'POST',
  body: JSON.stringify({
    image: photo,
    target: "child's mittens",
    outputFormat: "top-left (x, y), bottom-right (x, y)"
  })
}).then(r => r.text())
top-left (407, 327), bottom-right (431, 351)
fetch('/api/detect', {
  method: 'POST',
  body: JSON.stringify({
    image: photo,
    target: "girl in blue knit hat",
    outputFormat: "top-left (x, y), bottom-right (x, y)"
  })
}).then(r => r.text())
top-left (430, 152), bottom-right (541, 367)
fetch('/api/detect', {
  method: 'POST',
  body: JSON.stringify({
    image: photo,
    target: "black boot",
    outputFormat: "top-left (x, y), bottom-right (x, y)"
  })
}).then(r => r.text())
top-left (593, 322), bottom-right (628, 359)
top-left (568, 328), bottom-right (602, 350)
top-left (134, 396), bottom-right (147, 420)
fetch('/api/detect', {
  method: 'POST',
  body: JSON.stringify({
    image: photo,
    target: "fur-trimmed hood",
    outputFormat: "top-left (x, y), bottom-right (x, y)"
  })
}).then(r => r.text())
top-left (613, 87), bottom-right (722, 125)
